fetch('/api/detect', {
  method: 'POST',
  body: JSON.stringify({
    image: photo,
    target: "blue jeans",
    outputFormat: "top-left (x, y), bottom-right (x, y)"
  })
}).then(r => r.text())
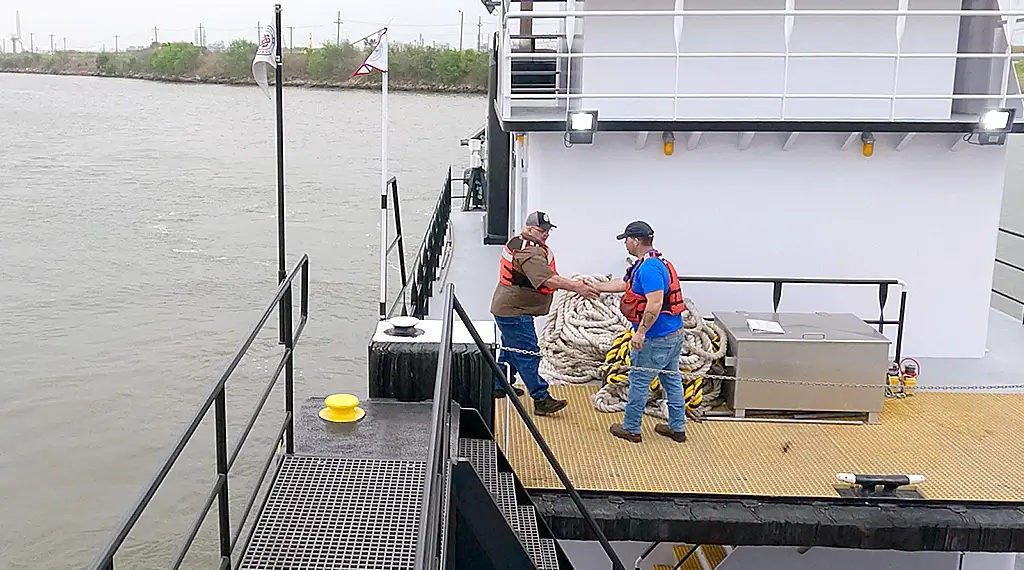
top-left (494, 315), bottom-right (550, 400)
top-left (623, 330), bottom-right (686, 434)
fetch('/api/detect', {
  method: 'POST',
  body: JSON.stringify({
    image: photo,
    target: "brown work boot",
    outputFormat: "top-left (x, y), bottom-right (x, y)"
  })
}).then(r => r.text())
top-left (534, 395), bottom-right (567, 416)
top-left (654, 423), bottom-right (687, 443)
top-left (610, 423), bottom-right (642, 443)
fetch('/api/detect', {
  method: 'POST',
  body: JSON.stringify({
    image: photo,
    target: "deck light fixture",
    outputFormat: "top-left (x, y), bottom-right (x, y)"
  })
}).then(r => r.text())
top-left (566, 110), bottom-right (598, 144)
top-left (975, 107), bottom-right (1015, 145)
top-left (861, 131), bottom-right (875, 157)
top-left (663, 131), bottom-right (675, 155)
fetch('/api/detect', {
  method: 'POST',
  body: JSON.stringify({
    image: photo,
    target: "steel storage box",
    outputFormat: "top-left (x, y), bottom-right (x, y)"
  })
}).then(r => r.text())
top-left (712, 311), bottom-right (891, 420)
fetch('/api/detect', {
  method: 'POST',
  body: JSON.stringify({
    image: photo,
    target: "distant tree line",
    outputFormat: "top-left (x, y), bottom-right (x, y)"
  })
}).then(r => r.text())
top-left (0, 39), bottom-right (490, 92)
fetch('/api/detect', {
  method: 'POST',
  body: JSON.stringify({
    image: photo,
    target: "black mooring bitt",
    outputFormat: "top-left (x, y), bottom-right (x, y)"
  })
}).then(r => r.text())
top-left (835, 473), bottom-right (925, 499)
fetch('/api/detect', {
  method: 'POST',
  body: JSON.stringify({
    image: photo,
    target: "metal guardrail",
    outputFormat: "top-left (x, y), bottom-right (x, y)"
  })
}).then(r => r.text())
top-left (388, 168), bottom-right (454, 319)
top-left (380, 176), bottom-right (410, 319)
top-left (679, 275), bottom-right (909, 361)
top-left (994, 227), bottom-right (1024, 324)
top-left (89, 255), bottom-right (310, 570)
top-left (496, 7), bottom-right (1024, 122)
top-left (415, 287), bottom-right (457, 570)
top-left (417, 283), bottom-right (628, 570)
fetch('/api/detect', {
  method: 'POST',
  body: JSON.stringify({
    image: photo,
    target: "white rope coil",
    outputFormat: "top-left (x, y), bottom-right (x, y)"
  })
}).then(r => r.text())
top-left (537, 274), bottom-right (629, 384)
top-left (534, 273), bottom-right (728, 419)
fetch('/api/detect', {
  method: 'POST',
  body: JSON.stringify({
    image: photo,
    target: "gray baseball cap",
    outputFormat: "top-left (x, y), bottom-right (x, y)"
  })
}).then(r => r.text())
top-left (525, 211), bottom-right (556, 231)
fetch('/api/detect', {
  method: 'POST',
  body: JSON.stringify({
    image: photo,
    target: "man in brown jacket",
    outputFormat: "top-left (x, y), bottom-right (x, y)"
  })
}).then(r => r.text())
top-left (490, 211), bottom-right (599, 415)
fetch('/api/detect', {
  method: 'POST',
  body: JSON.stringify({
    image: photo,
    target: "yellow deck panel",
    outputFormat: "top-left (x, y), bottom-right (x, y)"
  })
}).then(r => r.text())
top-left (494, 384), bottom-right (1024, 501)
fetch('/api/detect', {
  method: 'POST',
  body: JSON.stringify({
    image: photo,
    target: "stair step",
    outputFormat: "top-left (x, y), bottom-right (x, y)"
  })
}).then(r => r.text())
top-left (458, 437), bottom-right (497, 490)
top-left (458, 438), bottom-right (557, 568)
top-left (496, 472), bottom-right (522, 530)
top-left (517, 505), bottom-right (560, 569)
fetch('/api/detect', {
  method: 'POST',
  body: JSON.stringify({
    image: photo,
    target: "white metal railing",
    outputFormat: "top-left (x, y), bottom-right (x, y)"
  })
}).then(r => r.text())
top-left (498, 4), bottom-right (1024, 121)
top-left (503, 9), bottom-right (1024, 18)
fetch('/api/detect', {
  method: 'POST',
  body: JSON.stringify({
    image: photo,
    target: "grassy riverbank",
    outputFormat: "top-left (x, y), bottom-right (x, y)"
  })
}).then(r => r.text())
top-left (0, 40), bottom-right (489, 93)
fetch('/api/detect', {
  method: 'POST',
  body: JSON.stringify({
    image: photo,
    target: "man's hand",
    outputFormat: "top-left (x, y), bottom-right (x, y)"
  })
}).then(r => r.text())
top-left (575, 280), bottom-right (599, 300)
top-left (630, 329), bottom-right (645, 350)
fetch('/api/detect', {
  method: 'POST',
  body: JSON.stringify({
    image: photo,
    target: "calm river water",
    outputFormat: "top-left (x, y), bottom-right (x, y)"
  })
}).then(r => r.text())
top-left (0, 73), bottom-right (483, 569)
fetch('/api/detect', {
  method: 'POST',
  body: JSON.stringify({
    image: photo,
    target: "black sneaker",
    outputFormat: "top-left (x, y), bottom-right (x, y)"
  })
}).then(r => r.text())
top-left (534, 396), bottom-right (567, 416)
top-left (495, 386), bottom-right (525, 398)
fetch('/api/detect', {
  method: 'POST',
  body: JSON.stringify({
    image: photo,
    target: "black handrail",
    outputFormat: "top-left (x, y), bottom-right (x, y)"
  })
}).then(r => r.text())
top-left (389, 177), bottom-right (410, 294)
top-left (388, 168), bottom-right (454, 319)
top-left (994, 227), bottom-right (1024, 323)
top-left (415, 286), bottom-right (457, 570)
top-left (450, 288), bottom-right (628, 570)
top-left (678, 275), bottom-right (909, 361)
top-left (89, 255), bottom-right (310, 570)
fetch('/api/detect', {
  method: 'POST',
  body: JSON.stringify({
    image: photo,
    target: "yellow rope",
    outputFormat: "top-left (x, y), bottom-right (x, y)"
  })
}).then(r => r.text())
top-left (599, 328), bottom-right (719, 412)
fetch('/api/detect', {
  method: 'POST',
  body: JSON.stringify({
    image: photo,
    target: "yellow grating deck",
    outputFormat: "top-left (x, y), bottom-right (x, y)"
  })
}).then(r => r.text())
top-left (652, 544), bottom-right (729, 570)
top-left (494, 385), bottom-right (1024, 501)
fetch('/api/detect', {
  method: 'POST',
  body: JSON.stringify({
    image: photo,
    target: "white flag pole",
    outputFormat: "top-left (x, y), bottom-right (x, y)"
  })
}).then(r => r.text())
top-left (350, 27), bottom-right (385, 315)
top-left (352, 27), bottom-right (390, 318)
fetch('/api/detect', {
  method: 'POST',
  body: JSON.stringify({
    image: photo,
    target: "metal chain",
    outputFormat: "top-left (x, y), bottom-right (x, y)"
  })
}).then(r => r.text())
top-left (495, 345), bottom-right (1024, 392)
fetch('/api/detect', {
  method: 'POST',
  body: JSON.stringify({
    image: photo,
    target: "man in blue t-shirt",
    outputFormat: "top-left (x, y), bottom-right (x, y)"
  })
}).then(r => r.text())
top-left (594, 221), bottom-right (688, 444)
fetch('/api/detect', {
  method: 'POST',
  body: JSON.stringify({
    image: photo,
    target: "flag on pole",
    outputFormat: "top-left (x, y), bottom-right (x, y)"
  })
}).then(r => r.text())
top-left (353, 27), bottom-right (391, 319)
top-left (353, 27), bottom-right (388, 76)
top-left (252, 22), bottom-right (277, 99)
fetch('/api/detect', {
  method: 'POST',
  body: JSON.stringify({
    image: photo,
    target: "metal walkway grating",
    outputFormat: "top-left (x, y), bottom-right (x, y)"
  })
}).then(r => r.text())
top-left (239, 455), bottom-right (425, 570)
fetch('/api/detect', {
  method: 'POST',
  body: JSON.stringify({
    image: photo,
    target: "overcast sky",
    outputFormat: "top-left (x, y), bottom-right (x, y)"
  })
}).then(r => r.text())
top-left (6, 0), bottom-right (500, 52)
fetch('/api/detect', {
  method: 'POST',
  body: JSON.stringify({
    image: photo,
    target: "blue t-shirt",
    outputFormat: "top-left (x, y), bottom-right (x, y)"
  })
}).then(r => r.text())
top-left (627, 256), bottom-right (683, 338)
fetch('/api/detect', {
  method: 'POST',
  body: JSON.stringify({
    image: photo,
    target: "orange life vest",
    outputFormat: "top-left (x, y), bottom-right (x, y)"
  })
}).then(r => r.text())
top-left (619, 250), bottom-right (685, 325)
top-left (498, 235), bottom-right (558, 295)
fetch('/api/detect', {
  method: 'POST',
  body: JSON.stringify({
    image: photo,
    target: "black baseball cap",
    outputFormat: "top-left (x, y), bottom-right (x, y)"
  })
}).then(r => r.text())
top-left (616, 221), bottom-right (654, 240)
top-left (525, 211), bottom-right (556, 231)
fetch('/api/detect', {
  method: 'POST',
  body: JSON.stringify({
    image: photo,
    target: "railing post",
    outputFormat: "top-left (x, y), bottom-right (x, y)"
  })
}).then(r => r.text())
top-left (390, 178), bottom-right (409, 291)
top-left (300, 259), bottom-right (309, 320)
top-left (877, 283), bottom-right (889, 334)
top-left (214, 389), bottom-right (232, 565)
top-left (283, 284), bottom-right (295, 454)
top-left (895, 289), bottom-right (907, 362)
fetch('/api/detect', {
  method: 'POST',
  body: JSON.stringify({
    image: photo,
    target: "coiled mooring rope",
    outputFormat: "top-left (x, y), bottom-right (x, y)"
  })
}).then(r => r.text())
top-left (535, 274), bottom-right (729, 419)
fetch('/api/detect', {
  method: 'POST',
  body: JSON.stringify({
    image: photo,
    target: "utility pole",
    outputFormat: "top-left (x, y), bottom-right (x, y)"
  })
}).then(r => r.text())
top-left (458, 10), bottom-right (464, 50)
top-left (153, 26), bottom-right (158, 44)
top-left (114, 34), bottom-right (119, 53)
top-left (29, 33), bottom-right (33, 53)
top-left (477, 17), bottom-right (483, 51)
top-left (197, 23), bottom-right (204, 47)
top-left (288, 26), bottom-right (294, 51)
top-left (334, 11), bottom-right (342, 45)
top-left (49, 34), bottom-right (54, 53)
top-left (257, 21), bottom-right (261, 42)
top-left (63, 37), bottom-right (67, 52)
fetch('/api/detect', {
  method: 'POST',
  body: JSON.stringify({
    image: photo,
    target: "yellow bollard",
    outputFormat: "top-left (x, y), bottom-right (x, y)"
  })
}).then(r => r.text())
top-left (318, 394), bottom-right (366, 423)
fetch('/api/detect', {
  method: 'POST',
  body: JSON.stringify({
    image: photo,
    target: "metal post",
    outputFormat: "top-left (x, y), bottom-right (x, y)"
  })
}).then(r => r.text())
top-left (390, 179), bottom-right (409, 290)
top-left (283, 285), bottom-right (295, 454)
top-left (274, 4), bottom-right (287, 345)
top-left (214, 390), bottom-right (232, 565)
top-left (895, 290), bottom-right (907, 361)
top-left (484, 37), bottom-right (511, 245)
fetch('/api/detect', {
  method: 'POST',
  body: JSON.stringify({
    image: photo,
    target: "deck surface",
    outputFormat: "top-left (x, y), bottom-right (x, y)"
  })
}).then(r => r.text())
top-left (495, 384), bottom-right (1024, 501)
top-left (428, 210), bottom-right (502, 322)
